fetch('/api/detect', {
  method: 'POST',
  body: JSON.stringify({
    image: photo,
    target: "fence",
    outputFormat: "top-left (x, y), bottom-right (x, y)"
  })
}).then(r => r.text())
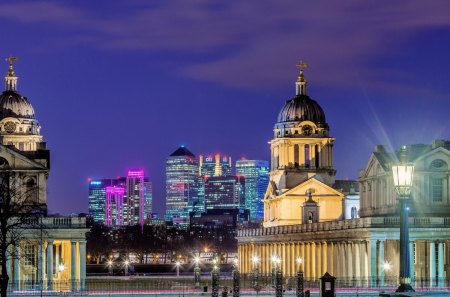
top-left (3, 273), bottom-right (450, 296)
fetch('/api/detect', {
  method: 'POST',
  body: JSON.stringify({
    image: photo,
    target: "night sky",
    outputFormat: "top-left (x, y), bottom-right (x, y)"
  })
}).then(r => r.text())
top-left (1, 1), bottom-right (450, 216)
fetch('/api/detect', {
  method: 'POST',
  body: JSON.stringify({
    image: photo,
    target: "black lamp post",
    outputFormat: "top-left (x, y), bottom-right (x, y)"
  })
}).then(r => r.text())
top-left (296, 257), bottom-right (304, 297)
top-left (194, 256), bottom-right (201, 288)
top-left (211, 259), bottom-right (220, 297)
top-left (392, 149), bottom-right (415, 293)
top-left (232, 258), bottom-right (240, 297)
top-left (275, 257), bottom-right (283, 297)
top-left (252, 256), bottom-right (261, 296)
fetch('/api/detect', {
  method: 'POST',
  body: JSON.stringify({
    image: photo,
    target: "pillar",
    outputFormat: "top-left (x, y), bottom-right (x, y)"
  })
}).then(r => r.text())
top-left (347, 242), bottom-right (353, 282)
top-left (316, 242), bottom-right (322, 278)
top-left (80, 240), bottom-right (86, 290)
top-left (438, 241), bottom-right (444, 287)
top-left (340, 242), bottom-right (346, 279)
top-left (71, 240), bottom-right (77, 290)
top-left (47, 240), bottom-right (54, 290)
top-left (362, 241), bottom-right (369, 287)
top-left (305, 242), bottom-right (311, 279)
top-left (369, 240), bottom-right (377, 285)
top-left (5, 246), bottom-right (11, 282)
top-left (354, 242), bottom-right (361, 284)
top-left (311, 242), bottom-right (316, 280)
top-left (430, 241), bottom-right (436, 287)
top-left (378, 240), bottom-right (385, 286)
top-left (37, 241), bottom-right (43, 289)
top-left (327, 242), bottom-right (333, 276)
top-left (322, 242), bottom-right (327, 275)
top-left (282, 243), bottom-right (286, 275)
top-left (13, 243), bottom-right (20, 288)
top-left (291, 242), bottom-right (295, 276)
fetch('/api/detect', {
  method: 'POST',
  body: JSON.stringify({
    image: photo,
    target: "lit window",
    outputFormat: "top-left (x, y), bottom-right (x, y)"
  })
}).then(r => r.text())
top-left (23, 244), bottom-right (36, 267)
top-left (431, 178), bottom-right (443, 202)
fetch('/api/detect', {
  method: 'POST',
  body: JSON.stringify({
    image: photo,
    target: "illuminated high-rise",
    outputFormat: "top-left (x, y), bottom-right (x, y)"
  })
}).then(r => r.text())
top-left (165, 145), bottom-right (201, 227)
top-left (204, 175), bottom-right (245, 210)
top-left (199, 154), bottom-right (232, 177)
top-left (236, 159), bottom-right (269, 220)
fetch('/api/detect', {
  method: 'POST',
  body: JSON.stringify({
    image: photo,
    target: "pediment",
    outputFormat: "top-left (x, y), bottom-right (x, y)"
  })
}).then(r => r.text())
top-left (282, 176), bottom-right (344, 198)
top-left (359, 153), bottom-right (384, 179)
top-left (0, 144), bottom-right (48, 171)
top-left (264, 181), bottom-right (278, 199)
top-left (413, 146), bottom-right (450, 169)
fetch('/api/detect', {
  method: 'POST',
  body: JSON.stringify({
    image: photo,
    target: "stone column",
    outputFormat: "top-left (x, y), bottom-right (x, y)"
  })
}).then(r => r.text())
top-left (354, 241), bottom-right (361, 285)
top-left (47, 240), bottom-right (54, 290)
top-left (316, 242), bottom-right (322, 278)
top-left (37, 241), bottom-right (43, 289)
top-left (430, 241), bottom-right (436, 287)
top-left (438, 241), bottom-right (444, 287)
top-left (311, 242), bottom-right (316, 280)
top-left (340, 242), bottom-right (346, 279)
top-left (347, 242), bottom-right (353, 282)
top-left (327, 242), bottom-right (333, 275)
top-left (378, 240), bottom-right (385, 286)
top-left (71, 240), bottom-right (77, 291)
top-left (5, 246), bottom-right (11, 282)
top-left (369, 240), bottom-right (377, 286)
top-left (305, 242), bottom-right (311, 279)
top-left (79, 240), bottom-right (86, 290)
top-left (362, 241), bottom-right (369, 287)
top-left (291, 242), bottom-right (295, 276)
top-left (13, 243), bottom-right (20, 289)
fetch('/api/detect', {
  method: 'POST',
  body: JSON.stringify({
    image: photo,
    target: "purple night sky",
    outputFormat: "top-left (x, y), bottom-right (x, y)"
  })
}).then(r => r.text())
top-left (1, 1), bottom-right (450, 216)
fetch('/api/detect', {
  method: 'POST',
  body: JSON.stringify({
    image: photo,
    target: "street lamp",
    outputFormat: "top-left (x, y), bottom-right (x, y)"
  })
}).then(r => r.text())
top-left (107, 260), bottom-right (113, 275)
top-left (274, 256), bottom-right (283, 297)
top-left (392, 150), bottom-right (414, 292)
top-left (211, 261), bottom-right (220, 297)
top-left (194, 256), bottom-right (201, 288)
top-left (252, 255), bottom-right (261, 295)
top-left (296, 257), bottom-right (304, 297)
top-left (124, 260), bottom-right (129, 276)
top-left (232, 258), bottom-right (240, 297)
top-left (175, 261), bottom-right (181, 277)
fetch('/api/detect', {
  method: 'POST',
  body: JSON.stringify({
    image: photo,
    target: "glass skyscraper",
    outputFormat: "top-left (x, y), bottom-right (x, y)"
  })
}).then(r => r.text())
top-left (204, 175), bottom-right (245, 210)
top-left (165, 145), bottom-right (201, 227)
top-left (236, 159), bottom-right (269, 220)
top-left (199, 154), bottom-right (232, 177)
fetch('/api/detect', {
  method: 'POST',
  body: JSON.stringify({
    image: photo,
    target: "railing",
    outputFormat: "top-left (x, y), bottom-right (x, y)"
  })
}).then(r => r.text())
top-left (238, 216), bottom-right (450, 237)
top-left (4, 275), bottom-right (450, 295)
top-left (22, 216), bottom-right (86, 229)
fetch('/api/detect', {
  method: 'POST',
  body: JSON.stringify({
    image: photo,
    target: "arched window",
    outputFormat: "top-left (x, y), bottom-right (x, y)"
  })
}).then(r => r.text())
top-left (430, 159), bottom-right (448, 170)
top-left (24, 177), bottom-right (37, 203)
top-left (308, 212), bottom-right (314, 223)
top-left (351, 207), bottom-right (358, 219)
top-left (315, 144), bottom-right (319, 168)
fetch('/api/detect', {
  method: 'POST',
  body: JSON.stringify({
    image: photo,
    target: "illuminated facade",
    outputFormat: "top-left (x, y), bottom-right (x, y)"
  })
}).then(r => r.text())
top-left (0, 59), bottom-right (88, 291)
top-left (204, 175), bottom-right (245, 210)
top-left (88, 173), bottom-right (152, 227)
top-left (165, 145), bottom-right (201, 227)
top-left (199, 154), bottom-right (232, 177)
top-left (236, 159), bottom-right (269, 220)
top-left (237, 64), bottom-right (450, 287)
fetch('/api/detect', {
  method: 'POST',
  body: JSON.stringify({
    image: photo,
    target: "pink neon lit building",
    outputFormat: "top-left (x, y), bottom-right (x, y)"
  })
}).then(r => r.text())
top-left (126, 169), bottom-right (146, 228)
top-left (105, 186), bottom-right (125, 226)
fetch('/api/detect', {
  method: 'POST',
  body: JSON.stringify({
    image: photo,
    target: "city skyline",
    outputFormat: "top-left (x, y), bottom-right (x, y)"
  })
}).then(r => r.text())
top-left (1, 1), bottom-right (450, 216)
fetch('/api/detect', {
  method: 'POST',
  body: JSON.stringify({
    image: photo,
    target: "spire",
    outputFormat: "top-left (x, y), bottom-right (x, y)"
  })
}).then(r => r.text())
top-left (295, 60), bottom-right (308, 95)
top-left (5, 56), bottom-right (18, 91)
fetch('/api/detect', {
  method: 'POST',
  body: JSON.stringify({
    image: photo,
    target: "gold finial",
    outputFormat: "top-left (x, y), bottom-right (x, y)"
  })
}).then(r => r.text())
top-left (296, 60), bottom-right (308, 82)
top-left (5, 56), bottom-right (17, 77)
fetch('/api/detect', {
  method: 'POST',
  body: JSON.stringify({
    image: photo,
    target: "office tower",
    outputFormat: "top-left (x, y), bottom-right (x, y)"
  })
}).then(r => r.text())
top-left (165, 145), bottom-right (201, 227)
top-left (125, 169), bottom-right (146, 227)
top-left (236, 159), bottom-right (270, 220)
top-left (204, 175), bottom-right (245, 210)
top-left (89, 180), bottom-right (107, 223)
top-left (144, 181), bottom-right (153, 220)
top-left (199, 154), bottom-right (232, 177)
top-left (105, 186), bottom-right (125, 226)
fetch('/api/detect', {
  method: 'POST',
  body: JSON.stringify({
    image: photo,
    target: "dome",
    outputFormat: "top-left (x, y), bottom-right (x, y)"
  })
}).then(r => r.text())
top-left (0, 90), bottom-right (35, 120)
top-left (277, 94), bottom-right (326, 124)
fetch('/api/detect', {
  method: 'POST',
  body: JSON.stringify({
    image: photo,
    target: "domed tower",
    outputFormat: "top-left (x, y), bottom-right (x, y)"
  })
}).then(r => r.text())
top-left (263, 63), bottom-right (343, 227)
top-left (0, 57), bottom-right (43, 151)
top-left (270, 62), bottom-right (335, 191)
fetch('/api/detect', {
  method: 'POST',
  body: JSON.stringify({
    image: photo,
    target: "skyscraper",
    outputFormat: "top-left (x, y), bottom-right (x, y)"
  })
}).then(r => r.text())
top-left (88, 171), bottom-right (152, 227)
top-left (204, 175), bottom-right (245, 210)
top-left (165, 145), bottom-right (201, 227)
top-left (199, 154), bottom-right (232, 177)
top-left (236, 159), bottom-right (269, 220)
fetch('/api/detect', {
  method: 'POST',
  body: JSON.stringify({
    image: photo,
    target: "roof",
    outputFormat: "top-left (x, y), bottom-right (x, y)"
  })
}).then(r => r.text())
top-left (169, 146), bottom-right (195, 157)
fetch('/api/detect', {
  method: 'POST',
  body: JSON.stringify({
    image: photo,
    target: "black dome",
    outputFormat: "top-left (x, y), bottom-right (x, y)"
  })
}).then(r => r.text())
top-left (277, 94), bottom-right (326, 124)
top-left (0, 90), bottom-right (35, 120)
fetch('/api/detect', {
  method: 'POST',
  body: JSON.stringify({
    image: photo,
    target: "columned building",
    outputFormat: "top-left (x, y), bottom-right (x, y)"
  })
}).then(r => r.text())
top-left (0, 59), bottom-right (88, 291)
top-left (237, 64), bottom-right (450, 286)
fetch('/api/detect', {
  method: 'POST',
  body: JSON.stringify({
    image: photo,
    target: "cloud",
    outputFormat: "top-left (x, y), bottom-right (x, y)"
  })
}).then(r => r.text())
top-left (2, 0), bottom-right (450, 91)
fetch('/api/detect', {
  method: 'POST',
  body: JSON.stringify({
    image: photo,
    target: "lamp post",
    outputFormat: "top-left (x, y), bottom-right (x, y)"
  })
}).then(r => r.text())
top-left (107, 260), bottom-right (113, 275)
top-left (232, 258), bottom-right (240, 297)
top-left (194, 256), bottom-right (201, 288)
top-left (296, 258), bottom-right (304, 297)
top-left (175, 261), bottom-right (181, 277)
top-left (275, 257), bottom-right (283, 297)
top-left (252, 256), bottom-right (261, 295)
top-left (271, 256), bottom-right (277, 288)
top-left (211, 259), bottom-right (220, 297)
top-left (392, 150), bottom-right (415, 292)
top-left (124, 260), bottom-right (129, 276)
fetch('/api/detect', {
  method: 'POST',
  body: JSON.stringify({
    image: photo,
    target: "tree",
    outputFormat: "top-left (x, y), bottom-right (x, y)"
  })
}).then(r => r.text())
top-left (86, 223), bottom-right (112, 264)
top-left (0, 170), bottom-right (44, 297)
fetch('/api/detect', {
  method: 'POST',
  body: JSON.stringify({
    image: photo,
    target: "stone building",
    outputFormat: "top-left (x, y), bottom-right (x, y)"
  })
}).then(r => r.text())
top-left (0, 59), bottom-right (88, 291)
top-left (237, 65), bottom-right (450, 286)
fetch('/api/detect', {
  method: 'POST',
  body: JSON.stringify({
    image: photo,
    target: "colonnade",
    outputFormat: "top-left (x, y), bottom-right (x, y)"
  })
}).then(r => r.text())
top-left (239, 239), bottom-right (449, 285)
top-left (9, 239), bottom-right (86, 291)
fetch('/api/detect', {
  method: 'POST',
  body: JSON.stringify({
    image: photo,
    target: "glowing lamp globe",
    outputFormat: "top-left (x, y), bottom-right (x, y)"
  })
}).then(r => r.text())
top-left (392, 164), bottom-right (414, 197)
